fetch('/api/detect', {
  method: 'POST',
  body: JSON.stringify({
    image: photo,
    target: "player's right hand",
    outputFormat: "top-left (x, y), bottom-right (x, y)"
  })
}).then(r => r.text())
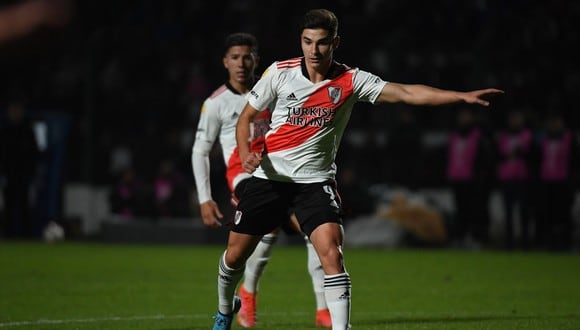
top-left (200, 200), bottom-right (224, 228)
top-left (242, 152), bottom-right (262, 173)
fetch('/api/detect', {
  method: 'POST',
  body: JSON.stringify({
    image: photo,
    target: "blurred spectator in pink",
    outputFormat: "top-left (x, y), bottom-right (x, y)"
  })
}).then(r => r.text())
top-left (153, 159), bottom-right (189, 218)
top-left (446, 108), bottom-right (494, 248)
top-left (109, 166), bottom-right (152, 220)
top-left (532, 113), bottom-right (580, 251)
top-left (495, 110), bottom-right (533, 250)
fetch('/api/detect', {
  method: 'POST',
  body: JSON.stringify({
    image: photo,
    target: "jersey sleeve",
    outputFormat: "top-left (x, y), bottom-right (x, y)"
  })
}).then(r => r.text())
top-left (352, 69), bottom-right (388, 104)
top-left (247, 62), bottom-right (278, 111)
top-left (191, 99), bottom-right (221, 204)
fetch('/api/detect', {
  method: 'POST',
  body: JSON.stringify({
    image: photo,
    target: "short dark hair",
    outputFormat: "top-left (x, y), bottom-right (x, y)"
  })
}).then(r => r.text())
top-left (224, 32), bottom-right (258, 55)
top-left (301, 9), bottom-right (338, 37)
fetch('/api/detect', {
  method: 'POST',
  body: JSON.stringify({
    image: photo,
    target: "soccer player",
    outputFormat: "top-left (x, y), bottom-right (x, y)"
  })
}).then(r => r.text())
top-left (191, 33), bottom-right (331, 329)
top-left (211, 9), bottom-right (504, 330)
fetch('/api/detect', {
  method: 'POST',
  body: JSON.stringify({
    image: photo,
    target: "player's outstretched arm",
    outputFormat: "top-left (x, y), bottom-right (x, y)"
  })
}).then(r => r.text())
top-left (376, 82), bottom-right (504, 107)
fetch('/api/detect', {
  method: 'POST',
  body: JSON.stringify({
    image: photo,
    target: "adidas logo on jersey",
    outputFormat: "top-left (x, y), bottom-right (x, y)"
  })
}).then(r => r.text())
top-left (286, 93), bottom-right (297, 101)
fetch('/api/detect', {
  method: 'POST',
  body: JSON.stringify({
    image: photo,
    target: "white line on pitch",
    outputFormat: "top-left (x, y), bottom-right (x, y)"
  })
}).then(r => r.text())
top-left (0, 314), bottom-right (202, 328)
top-left (0, 312), bottom-right (311, 328)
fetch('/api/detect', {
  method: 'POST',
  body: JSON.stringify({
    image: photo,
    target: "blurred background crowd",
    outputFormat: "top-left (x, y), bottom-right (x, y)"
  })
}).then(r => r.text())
top-left (0, 0), bottom-right (579, 251)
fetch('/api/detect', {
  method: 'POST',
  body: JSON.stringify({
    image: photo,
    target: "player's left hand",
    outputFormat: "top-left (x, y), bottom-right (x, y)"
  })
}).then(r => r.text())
top-left (200, 200), bottom-right (223, 228)
top-left (464, 88), bottom-right (504, 106)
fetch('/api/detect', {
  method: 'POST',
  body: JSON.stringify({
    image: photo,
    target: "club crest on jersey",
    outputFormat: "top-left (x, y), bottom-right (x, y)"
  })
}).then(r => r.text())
top-left (327, 86), bottom-right (342, 104)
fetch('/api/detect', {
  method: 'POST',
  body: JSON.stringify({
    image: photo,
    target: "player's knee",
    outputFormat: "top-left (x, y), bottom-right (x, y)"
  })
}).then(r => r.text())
top-left (317, 245), bottom-right (344, 272)
top-left (224, 248), bottom-right (249, 269)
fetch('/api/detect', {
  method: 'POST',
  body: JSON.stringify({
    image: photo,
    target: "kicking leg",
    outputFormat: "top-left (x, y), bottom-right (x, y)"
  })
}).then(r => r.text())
top-left (306, 235), bottom-right (332, 328)
top-left (310, 222), bottom-right (351, 330)
top-left (289, 214), bottom-right (331, 327)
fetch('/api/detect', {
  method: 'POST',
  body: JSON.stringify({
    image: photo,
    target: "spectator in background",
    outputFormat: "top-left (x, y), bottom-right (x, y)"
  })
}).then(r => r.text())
top-left (154, 158), bottom-right (189, 218)
top-left (109, 166), bottom-right (152, 220)
top-left (446, 108), bottom-right (494, 248)
top-left (495, 110), bottom-right (533, 250)
top-left (532, 113), bottom-right (579, 251)
top-left (0, 98), bottom-right (40, 238)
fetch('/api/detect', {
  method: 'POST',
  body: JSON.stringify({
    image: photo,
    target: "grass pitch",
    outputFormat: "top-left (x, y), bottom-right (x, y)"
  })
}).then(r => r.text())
top-left (0, 241), bottom-right (579, 329)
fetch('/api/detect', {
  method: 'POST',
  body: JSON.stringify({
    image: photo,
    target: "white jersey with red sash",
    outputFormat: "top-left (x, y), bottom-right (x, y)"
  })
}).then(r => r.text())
top-left (193, 82), bottom-right (271, 203)
top-left (247, 57), bottom-right (387, 183)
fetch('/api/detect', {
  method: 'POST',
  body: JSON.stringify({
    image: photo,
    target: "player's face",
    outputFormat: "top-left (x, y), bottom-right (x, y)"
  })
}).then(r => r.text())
top-left (301, 28), bottom-right (338, 69)
top-left (223, 45), bottom-right (258, 85)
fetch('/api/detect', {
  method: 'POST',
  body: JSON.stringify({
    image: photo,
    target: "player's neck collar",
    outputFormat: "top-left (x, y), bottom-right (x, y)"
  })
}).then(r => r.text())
top-left (300, 58), bottom-right (344, 81)
top-left (226, 80), bottom-right (253, 95)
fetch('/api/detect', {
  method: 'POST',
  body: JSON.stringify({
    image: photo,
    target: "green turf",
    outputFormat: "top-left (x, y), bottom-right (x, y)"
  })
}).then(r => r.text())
top-left (0, 241), bottom-right (579, 329)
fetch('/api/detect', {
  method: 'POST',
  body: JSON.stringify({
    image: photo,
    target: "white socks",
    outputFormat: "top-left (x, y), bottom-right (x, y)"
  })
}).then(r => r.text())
top-left (240, 233), bottom-right (329, 314)
top-left (324, 272), bottom-right (351, 329)
top-left (243, 233), bottom-right (277, 293)
top-left (217, 251), bottom-right (244, 315)
top-left (306, 236), bottom-right (327, 310)
top-left (219, 233), bottom-right (346, 327)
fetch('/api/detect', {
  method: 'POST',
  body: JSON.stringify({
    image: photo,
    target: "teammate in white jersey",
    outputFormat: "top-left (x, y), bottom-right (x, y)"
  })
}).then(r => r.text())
top-left (211, 9), bottom-right (504, 330)
top-left (192, 33), bottom-right (331, 329)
